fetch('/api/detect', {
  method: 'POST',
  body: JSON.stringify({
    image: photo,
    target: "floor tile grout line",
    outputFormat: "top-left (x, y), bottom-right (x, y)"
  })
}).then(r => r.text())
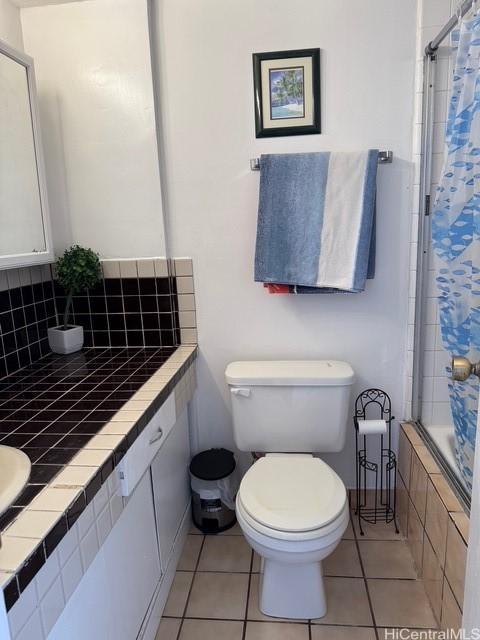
top-left (176, 533), bottom-right (206, 640)
top-left (242, 549), bottom-right (255, 640)
top-left (172, 617), bottom-right (308, 625)
top-left (351, 508), bottom-right (380, 640)
top-left (166, 615), bottom-right (310, 623)
top-left (305, 622), bottom-right (376, 629)
top-left (180, 568), bottom-right (252, 574)
top-left (356, 539), bottom-right (408, 544)
top-left (176, 569), bottom-right (415, 581)
top-left (165, 615), bottom-right (379, 628)
top-left (189, 532), bottom-right (243, 537)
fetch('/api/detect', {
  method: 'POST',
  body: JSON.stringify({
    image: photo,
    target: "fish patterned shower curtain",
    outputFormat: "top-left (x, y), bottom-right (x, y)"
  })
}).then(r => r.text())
top-left (432, 14), bottom-right (480, 491)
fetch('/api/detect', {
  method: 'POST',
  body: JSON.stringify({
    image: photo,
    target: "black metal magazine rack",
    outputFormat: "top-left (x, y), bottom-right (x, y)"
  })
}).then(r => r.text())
top-left (354, 388), bottom-right (398, 535)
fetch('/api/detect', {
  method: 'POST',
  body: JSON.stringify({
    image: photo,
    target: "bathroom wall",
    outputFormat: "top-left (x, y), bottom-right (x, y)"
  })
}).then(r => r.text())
top-left (20, 0), bottom-right (166, 259)
top-left (0, 0), bottom-right (23, 50)
top-left (151, 0), bottom-right (417, 485)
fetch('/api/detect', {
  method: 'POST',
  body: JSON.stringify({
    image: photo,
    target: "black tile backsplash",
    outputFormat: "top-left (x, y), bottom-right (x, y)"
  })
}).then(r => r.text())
top-left (54, 274), bottom-right (180, 350)
top-left (0, 261), bottom-right (182, 382)
top-left (0, 266), bottom-right (57, 379)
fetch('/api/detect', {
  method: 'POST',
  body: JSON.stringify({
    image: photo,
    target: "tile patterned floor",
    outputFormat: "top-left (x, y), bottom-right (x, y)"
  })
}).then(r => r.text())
top-left (156, 511), bottom-right (437, 640)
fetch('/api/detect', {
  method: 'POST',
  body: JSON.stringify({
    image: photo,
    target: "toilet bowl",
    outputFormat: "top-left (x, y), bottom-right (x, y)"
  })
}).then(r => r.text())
top-left (225, 359), bottom-right (355, 619)
top-left (235, 454), bottom-right (349, 619)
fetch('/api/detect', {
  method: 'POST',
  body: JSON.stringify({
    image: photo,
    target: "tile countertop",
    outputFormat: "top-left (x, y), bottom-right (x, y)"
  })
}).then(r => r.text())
top-left (0, 344), bottom-right (197, 610)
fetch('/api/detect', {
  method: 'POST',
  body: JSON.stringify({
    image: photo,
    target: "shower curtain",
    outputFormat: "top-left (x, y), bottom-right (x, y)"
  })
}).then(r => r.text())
top-left (432, 14), bottom-right (480, 491)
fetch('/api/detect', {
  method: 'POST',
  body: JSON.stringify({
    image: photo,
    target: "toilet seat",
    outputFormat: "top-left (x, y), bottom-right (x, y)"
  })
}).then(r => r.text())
top-left (237, 455), bottom-right (347, 542)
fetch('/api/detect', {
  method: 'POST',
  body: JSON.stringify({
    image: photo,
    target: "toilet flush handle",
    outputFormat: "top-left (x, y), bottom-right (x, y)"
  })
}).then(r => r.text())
top-left (231, 387), bottom-right (251, 397)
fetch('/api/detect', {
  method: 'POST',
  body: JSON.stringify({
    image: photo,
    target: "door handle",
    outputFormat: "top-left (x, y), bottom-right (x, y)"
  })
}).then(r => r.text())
top-left (149, 427), bottom-right (164, 445)
top-left (451, 356), bottom-right (480, 381)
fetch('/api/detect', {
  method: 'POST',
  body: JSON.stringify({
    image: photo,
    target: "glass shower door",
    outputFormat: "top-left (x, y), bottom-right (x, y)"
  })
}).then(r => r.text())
top-left (416, 17), bottom-right (480, 500)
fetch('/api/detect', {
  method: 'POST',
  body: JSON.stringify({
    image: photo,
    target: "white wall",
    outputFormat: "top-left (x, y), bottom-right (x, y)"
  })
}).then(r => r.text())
top-left (0, 0), bottom-right (23, 49)
top-left (152, 0), bottom-right (418, 486)
top-left (20, 0), bottom-right (166, 259)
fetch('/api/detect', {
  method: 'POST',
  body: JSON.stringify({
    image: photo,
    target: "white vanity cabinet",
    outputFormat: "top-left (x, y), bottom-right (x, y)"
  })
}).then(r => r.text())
top-left (104, 471), bottom-right (161, 640)
top-left (45, 393), bottom-right (192, 640)
top-left (151, 407), bottom-right (191, 570)
top-left (48, 470), bottom-right (160, 640)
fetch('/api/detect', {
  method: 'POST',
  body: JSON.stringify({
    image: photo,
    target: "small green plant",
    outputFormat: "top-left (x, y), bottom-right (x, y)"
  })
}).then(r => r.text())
top-left (56, 245), bottom-right (101, 330)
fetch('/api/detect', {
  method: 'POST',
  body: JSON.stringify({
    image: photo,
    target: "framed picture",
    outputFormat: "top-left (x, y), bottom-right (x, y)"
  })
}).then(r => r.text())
top-left (252, 48), bottom-right (321, 138)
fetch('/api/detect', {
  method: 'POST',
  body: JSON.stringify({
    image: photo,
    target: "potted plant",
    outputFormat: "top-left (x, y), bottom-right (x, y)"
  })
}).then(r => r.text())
top-left (48, 245), bottom-right (101, 354)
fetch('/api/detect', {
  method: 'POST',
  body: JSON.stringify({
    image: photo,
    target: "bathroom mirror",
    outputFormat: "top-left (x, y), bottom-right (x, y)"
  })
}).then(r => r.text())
top-left (19, 0), bottom-right (166, 260)
top-left (0, 39), bottom-right (52, 269)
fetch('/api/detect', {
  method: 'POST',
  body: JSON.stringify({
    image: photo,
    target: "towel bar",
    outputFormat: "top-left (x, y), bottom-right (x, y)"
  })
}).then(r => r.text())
top-left (249, 150), bottom-right (393, 171)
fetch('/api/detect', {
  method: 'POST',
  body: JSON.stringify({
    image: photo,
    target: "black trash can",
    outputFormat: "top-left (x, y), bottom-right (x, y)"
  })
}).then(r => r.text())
top-left (190, 448), bottom-right (238, 534)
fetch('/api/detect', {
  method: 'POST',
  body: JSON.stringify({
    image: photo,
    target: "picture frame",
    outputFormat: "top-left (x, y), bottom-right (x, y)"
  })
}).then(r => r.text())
top-left (252, 48), bottom-right (321, 138)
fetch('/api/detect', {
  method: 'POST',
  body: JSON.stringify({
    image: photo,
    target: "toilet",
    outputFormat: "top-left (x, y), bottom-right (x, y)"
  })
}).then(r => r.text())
top-left (225, 360), bottom-right (355, 620)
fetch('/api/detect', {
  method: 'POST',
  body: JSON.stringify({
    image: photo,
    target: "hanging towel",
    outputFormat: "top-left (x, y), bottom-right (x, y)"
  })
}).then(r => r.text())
top-left (254, 150), bottom-right (378, 293)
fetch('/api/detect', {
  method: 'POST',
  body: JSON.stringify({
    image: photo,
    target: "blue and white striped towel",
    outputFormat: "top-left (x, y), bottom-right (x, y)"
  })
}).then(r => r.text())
top-left (254, 150), bottom-right (378, 293)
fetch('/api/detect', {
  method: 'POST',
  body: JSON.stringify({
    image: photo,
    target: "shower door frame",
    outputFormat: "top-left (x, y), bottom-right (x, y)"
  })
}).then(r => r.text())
top-left (413, 3), bottom-right (480, 629)
top-left (410, 51), bottom-right (472, 511)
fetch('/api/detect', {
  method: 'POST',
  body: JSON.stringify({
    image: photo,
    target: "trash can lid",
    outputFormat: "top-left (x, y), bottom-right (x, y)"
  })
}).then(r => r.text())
top-left (190, 448), bottom-right (236, 481)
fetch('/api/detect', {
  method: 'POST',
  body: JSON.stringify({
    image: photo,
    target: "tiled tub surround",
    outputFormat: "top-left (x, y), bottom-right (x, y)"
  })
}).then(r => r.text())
top-left (0, 265), bottom-right (57, 379)
top-left (398, 423), bottom-right (468, 631)
top-left (0, 344), bottom-right (197, 618)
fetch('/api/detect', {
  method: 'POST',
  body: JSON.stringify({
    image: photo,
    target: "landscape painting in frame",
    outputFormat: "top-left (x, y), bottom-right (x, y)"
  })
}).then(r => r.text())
top-left (269, 67), bottom-right (305, 120)
top-left (252, 48), bottom-right (320, 138)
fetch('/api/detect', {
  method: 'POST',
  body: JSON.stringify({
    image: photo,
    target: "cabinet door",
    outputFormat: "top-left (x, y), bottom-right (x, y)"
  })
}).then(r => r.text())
top-left (48, 471), bottom-right (160, 640)
top-left (47, 552), bottom-right (113, 640)
top-left (151, 408), bottom-right (191, 569)
top-left (105, 471), bottom-right (161, 640)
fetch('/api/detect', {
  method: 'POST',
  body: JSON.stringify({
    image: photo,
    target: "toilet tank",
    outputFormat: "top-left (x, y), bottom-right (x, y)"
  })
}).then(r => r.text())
top-left (225, 361), bottom-right (355, 453)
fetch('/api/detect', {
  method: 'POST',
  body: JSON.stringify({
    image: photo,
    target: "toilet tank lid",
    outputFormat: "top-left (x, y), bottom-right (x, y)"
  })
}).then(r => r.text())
top-left (225, 360), bottom-right (355, 386)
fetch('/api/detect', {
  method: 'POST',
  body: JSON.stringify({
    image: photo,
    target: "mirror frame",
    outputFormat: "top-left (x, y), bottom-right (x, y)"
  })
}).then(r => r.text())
top-left (0, 38), bottom-right (53, 270)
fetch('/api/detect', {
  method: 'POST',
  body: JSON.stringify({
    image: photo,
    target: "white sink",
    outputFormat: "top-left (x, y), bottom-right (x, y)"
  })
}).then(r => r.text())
top-left (0, 446), bottom-right (31, 516)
